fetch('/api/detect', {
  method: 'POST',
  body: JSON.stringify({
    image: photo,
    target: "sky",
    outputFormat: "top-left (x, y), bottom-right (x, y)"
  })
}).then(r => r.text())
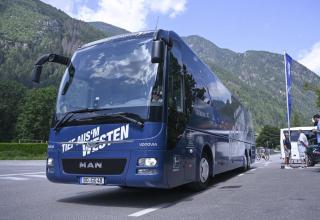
top-left (41, 0), bottom-right (320, 75)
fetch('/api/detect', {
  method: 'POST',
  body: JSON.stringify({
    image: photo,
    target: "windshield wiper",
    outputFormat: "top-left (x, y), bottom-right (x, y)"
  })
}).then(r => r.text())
top-left (54, 108), bottom-right (111, 131)
top-left (78, 112), bottom-right (145, 128)
top-left (110, 112), bottom-right (144, 128)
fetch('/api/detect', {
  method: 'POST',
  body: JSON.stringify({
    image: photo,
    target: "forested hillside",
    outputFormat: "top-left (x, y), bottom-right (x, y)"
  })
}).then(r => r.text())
top-left (183, 36), bottom-right (320, 130)
top-left (0, 0), bottom-right (108, 88)
top-left (0, 0), bottom-right (318, 142)
top-left (88, 21), bottom-right (129, 36)
top-left (0, 0), bottom-right (113, 141)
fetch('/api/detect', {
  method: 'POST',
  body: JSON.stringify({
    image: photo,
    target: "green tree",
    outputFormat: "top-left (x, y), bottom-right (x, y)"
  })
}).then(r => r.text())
top-left (0, 80), bottom-right (26, 141)
top-left (292, 111), bottom-right (302, 127)
top-left (316, 88), bottom-right (320, 108)
top-left (15, 86), bottom-right (57, 141)
top-left (304, 83), bottom-right (320, 109)
top-left (256, 125), bottom-right (280, 149)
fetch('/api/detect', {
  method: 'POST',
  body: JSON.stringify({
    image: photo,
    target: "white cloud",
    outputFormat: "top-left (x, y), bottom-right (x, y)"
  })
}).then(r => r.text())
top-left (149, 0), bottom-right (186, 18)
top-left (77, 0), bottom-right (148, 31)
top-left (298, 41), bottom-right (320, 75)
top-left (42, 0), bottom-right (187, 32)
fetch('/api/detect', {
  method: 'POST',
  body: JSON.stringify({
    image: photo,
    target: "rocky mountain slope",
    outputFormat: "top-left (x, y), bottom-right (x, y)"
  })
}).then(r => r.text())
top-left (183, 36), bottom-right (319, 129)
top-left (88, 21), bottom-right (129, 36)
top-left (0, 0), bottom-right (109, 88)
top-left (0, 0), bottom-right (318, 134)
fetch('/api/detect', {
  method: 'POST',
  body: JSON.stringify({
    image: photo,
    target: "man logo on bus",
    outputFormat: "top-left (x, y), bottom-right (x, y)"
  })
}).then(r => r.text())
top-left (79, 162), bottom-right (102, 169)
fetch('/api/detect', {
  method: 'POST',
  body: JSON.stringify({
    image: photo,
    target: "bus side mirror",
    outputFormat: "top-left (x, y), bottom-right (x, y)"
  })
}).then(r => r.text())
top-left (32, 65), bottom-right (43, 83)
top-left (31, 54), bottom-right (70, 83)
top-left (151, 40), bottom-right (164, 63)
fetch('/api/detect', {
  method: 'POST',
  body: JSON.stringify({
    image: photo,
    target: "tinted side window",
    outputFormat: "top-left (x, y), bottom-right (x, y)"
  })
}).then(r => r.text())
top-left (167, 43), bottom-right (186, 148)
top-left (181, 45), bottom-right (214, 129)
top-left (169, 74), bottom-right (183, 112)
top-left (183, 51), bottom-right (211, 106)
top-left (168, 46), bottom-right (183, 113)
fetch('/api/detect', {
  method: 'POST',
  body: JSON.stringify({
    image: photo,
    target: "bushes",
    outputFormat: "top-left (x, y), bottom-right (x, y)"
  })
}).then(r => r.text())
top-left (0, 143), bottom-right (47, 160)
top-left (15, 87), bottom-right (57, 141)
top-left (256, 125), bottom-right (280, 149)
top-left (0, 80), bottom-right (26, 141)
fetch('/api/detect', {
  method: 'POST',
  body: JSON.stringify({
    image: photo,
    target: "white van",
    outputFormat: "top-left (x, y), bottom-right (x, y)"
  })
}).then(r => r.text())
top-left (280, 126), bottom-right (316, 161)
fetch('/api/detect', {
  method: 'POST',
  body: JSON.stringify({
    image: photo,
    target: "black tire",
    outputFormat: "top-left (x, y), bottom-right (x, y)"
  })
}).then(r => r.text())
top-left (247, 153), bottom-right (251, 169)
top-left (188, 151), bottom-right (212, 191)
top-left (306, 155), bottom-right (315, 167)
top-left (241, 152), bottom-right (250, 172)
top-left (256, 153), bottom-right (261, 160)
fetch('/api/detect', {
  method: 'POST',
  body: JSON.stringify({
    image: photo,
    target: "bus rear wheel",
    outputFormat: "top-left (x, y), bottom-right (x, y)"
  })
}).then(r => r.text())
top-left (241, 152), bottom-right (251, 172)
top-left (188, 151), bottom-right (212, 191)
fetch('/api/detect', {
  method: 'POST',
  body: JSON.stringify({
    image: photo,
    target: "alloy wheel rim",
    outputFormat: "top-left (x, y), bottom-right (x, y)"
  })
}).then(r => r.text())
top-left (200, 158), bottom-right (209, 183)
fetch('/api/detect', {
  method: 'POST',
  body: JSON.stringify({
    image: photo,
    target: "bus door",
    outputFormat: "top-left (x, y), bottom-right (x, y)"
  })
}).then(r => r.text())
top-left (167, 41), bottom-right (195, 184)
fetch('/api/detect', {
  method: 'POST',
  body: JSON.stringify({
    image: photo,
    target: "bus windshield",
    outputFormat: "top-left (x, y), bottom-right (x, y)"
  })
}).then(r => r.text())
top-left (56, 36), bottom-right (163, 121)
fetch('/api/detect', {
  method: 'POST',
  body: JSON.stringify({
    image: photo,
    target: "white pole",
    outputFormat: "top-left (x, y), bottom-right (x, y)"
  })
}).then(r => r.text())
top-left (284, 51), bottom-right (291, 141)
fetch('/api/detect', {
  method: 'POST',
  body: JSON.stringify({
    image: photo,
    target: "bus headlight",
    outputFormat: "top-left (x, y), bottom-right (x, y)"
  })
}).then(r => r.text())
top-left (47, 157), bottom-right (54, 167)
top-left (138, 158), bottom-right (157, 167)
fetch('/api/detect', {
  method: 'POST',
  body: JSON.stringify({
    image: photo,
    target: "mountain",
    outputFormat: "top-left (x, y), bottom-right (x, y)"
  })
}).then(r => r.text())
top-left (0, 0), bottom-right (318, 140)
top-left (0, 0), bottom-right (127, 141)
top-left (0, 0), bottom-right (122, 88)
top-left (183, 35), bottom-right (320, 130)
top-left (88, 21), bottom-right (129, 36)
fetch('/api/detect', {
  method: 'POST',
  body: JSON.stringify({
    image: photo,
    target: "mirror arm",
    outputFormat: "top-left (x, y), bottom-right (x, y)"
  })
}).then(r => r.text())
top-left (34, 54), bottom-right (70, 66)
top-left (32, 54), bottom-right (70, 83)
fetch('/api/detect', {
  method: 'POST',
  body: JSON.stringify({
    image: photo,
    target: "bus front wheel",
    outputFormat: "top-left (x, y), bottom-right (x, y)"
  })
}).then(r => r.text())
top-left (188, 151), bottom-right (212, 191)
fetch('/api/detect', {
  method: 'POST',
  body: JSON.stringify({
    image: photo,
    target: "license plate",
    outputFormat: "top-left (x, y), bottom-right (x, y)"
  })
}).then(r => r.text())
top-left (80, 177), bottom-right (105, 185)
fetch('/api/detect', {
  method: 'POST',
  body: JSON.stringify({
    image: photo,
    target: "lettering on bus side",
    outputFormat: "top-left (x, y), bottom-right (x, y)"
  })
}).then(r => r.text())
top-left (61, 124), bottom-right (129, 157)
top-left (139, 142), bottom-right (158, 147)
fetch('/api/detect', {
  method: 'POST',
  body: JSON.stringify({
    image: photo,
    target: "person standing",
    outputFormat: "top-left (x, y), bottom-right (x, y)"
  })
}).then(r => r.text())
top-left (312, 114), bottom-right (320, 145)
top-left (298, 130), bottom-right (308, 168)
top-left (316, 115), bottom-right (320, 146)
top-left (283, 133), bottom-right (292, 169)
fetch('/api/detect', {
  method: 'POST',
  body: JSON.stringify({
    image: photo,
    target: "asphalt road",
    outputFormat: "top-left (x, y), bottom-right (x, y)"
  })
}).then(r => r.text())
top-left (1, 155), bottom-right (320, 220)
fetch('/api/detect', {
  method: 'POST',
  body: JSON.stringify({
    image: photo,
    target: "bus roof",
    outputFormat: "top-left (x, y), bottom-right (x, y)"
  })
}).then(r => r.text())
top-left (80, 31), bottom-right (155, 49)
top-left (79, 29), bottom-right (181, 52)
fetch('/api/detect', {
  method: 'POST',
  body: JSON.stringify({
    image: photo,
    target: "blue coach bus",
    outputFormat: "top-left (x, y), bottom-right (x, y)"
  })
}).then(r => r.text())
top-left (32, 30), bottom-right (255, 190)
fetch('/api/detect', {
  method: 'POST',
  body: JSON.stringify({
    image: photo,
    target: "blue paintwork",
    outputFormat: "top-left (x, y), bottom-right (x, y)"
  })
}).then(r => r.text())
top-left (46, 29), bottom-right (255, 189)
top-left (47, 122), bottom-right (172, 188)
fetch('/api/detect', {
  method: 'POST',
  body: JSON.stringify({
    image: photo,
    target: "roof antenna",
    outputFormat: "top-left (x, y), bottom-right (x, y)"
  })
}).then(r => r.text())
top-left (153, 16), bottom-right (160, 38)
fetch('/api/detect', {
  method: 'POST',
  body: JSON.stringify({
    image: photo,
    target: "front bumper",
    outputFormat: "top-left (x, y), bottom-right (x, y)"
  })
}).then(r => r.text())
top-left (46, 150), bottom-right (169, 188)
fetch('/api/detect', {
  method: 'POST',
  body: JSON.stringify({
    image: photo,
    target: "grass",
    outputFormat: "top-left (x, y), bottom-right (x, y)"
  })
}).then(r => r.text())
top-left (0, 143), bottom-right (47, 160)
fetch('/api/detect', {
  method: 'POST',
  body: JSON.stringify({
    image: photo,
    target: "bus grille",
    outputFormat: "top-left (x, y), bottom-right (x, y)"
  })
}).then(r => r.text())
top-left (62, 159), bottom-right (127, 175)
